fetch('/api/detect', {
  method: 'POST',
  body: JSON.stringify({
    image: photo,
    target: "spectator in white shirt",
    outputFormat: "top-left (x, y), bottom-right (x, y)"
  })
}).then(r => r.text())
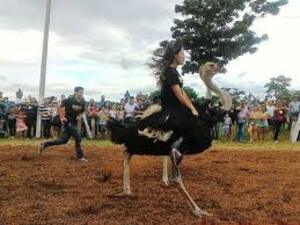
top-left (266, 100), bottom-right (275, 128)
top-left (124, 96), bottom-right (137, 119)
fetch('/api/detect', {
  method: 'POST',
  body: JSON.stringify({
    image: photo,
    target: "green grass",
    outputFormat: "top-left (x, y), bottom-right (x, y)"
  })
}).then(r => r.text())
top-left (1, 138), bottom-right (300, 151)
top-left (213, 140), bottom-right (300, 151)
top-left (0, 138), bottom-right (113, 148)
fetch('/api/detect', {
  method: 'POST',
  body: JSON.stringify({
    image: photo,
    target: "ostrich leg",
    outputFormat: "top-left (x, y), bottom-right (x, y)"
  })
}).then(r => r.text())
top-left (170, 148), bottom-right (212, 217)
top-left (161, 156), bottom-right (169, 186)
top-left (123, 151), bottom-right (132, 194)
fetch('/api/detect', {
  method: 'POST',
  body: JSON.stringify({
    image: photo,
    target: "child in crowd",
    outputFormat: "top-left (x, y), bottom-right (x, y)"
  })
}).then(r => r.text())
top-left (223, 113), bottom-right (232, 141)
top-left (16, 107), bottom-right (28, 138)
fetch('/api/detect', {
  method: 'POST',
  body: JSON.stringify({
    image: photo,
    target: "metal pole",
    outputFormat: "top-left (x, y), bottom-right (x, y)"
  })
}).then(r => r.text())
top-left (36, 0), bottom-right (52, 138)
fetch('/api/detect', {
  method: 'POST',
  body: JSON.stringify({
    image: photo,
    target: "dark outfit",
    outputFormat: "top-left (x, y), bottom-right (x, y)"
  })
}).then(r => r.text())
top-left (0, 108), bottom-right (7, 137)
top-left (160, 67), bottom-right (213, 153)
top-left (7, 111), bottom-right (16, 136)
top-left (273, 108), bottom-right (285, 141)
top-left (25, 105), bottom-right (38, 138)
top-left (160, 68), bottom-right (193, 134)
top-left (43, 96), bottom-right (85, 159)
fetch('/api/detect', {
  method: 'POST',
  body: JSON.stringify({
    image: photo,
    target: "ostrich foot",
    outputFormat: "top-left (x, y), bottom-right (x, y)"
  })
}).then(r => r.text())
top-left (108, 188), bottom-right (136, 199)
top-left (161, 177), bottom-right (169, 186)
top-left (192, 206), bottom-right (213, 217)
top-left (110, 187), bottom-right (131, 195)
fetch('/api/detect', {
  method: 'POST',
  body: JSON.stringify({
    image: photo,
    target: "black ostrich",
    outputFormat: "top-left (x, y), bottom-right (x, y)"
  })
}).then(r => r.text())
top-left (107, 62), bottom-right (232, 217)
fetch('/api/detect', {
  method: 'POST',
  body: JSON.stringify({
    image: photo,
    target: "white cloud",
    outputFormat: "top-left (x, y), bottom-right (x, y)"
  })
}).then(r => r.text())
top-left (0, 0), bottom-right (299, 102)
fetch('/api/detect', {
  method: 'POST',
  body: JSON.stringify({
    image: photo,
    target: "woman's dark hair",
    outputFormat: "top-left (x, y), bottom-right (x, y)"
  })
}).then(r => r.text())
top-left (148, 39), bottom-right (183, 86)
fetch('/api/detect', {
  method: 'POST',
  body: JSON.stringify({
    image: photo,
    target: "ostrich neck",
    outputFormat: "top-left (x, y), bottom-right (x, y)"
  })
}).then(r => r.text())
top-left (200, 71), bottom-right (232, 110)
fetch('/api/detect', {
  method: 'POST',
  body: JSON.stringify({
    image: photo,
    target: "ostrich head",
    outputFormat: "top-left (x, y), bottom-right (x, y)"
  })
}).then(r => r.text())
top-left (199, 61), bottom-right (221, 77)
top-left (199, 62), bottom-right (232, 111)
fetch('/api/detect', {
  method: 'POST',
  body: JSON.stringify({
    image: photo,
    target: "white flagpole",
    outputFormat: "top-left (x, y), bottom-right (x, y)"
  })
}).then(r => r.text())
top-left (36, 0), bottom-right (52, 138)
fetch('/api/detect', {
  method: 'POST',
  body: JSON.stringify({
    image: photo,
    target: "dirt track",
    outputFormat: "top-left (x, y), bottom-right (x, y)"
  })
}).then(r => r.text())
top-left (0, 144), bottom-right (299, 225)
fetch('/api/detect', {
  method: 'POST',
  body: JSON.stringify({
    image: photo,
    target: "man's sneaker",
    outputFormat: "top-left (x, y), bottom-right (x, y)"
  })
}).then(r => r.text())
top-left (37, 143), bottom-right (45, 155)
top-left (170, 148), bottom-right (183, 167)
top-left (78, 157), bottom-right (88, 162)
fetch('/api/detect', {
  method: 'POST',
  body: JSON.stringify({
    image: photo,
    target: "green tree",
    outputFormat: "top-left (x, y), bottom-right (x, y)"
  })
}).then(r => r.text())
top-left (170, 0), bottom-right (288, 73)
top-left (290, 90), bottom-right (300, 100)
top-left (149, 90), bottom-right (161, 99)
top-left (222, 87), bottom-right (246, 105)
top-left (183, 86), bottom-right (199, 101)
top-left (264, 75), bottom-right (292, 101)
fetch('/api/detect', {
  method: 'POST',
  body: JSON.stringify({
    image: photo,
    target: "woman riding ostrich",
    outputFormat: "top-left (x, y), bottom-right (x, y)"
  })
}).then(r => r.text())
top-left (107, 40), bottom-right (232, 217)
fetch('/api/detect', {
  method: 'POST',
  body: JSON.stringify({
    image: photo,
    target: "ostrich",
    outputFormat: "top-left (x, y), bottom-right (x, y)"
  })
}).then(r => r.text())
top-left (107, 62), bottom-right (232, 217)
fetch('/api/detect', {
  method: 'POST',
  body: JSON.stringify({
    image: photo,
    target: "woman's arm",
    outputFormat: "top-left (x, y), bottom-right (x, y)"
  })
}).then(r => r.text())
top-left (171, 85), bottom-right (198, 115)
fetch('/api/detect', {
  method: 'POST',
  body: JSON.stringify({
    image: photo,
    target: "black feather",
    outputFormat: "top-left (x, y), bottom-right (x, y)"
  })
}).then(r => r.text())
top-left (107, 102), bottom-right (225, 156)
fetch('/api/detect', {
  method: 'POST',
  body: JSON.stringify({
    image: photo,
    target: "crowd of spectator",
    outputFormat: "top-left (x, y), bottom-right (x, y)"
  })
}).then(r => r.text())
top-left (1, 89), bottom-right (300, 142)
top-left (218, 97), bottom-right (300, 143)
top-left (0, 89), bottom-right (154, 139)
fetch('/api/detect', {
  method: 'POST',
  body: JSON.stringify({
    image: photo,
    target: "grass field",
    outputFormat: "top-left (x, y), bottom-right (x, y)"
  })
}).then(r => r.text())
top-left (1, 137), bottom-right (300, 151)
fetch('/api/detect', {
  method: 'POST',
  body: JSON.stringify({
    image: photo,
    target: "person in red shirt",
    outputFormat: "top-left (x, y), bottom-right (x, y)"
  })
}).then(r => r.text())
top-left (273, 101), bottom-right (286, 142)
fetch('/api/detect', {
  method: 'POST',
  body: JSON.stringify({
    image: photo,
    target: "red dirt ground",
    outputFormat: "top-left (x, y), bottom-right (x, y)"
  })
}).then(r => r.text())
top-left (0, 144), bottom-right (299, 225)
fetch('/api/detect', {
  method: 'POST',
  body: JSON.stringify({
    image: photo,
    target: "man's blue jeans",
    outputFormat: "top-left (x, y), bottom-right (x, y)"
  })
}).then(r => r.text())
top-left (43, 123), bottom-right (84, 159)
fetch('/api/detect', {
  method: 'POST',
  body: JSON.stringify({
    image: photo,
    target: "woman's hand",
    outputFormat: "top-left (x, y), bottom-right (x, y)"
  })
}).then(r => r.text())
top-left (191, 108), bottom-right (199, 117)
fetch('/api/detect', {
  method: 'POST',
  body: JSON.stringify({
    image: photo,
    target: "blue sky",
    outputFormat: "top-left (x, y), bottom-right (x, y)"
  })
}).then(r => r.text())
top-left (0, 0), bottom-right (299, 102)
